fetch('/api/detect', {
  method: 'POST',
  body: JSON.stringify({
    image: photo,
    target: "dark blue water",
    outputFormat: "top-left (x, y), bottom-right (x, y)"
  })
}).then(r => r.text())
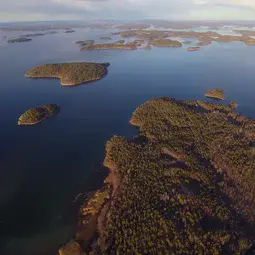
top-left (0, 27), bottom-right (255, 255)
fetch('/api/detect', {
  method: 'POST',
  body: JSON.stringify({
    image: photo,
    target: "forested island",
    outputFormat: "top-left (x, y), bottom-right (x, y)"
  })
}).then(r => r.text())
top-left (197, 41), bottom-right (212, 46)
top-left (18, 104), bottom-right (59, 125)
top-left (7, 37), bottom-right (32, 43)
top-left (65, 29), bottom-right (75, 33)
top-left (150, 39), bottom-right (182, 47)
top-left (80, 43), bottom-right (137, 50)
top-left (75, 40), bottom-right (95, 47)
top-left (21, 33), bottom-right (45, 37)
top-left (60, 97), bottom-right (255, 254)
top-left (25, 62), bottom-right (109, 86)
top-left (114, 29), bottom-right (255, 46)
top-left (188, 46), bottom-right (200, 51)
top-left (205, 89), bottom-right (224, 100)
top-left (100, 36), bottom-right (111, 40)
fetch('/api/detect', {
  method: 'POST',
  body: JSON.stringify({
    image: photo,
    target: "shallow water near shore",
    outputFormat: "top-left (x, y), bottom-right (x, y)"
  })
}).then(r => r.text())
top-left (0, 26), bottom-right (255, 255)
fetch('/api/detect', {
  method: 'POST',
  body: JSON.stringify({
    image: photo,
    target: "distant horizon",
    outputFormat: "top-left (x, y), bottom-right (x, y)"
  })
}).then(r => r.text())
top-left (2, 19), bottom-right (255, 25)
top-left (1, 0), bottom-right (255, 23)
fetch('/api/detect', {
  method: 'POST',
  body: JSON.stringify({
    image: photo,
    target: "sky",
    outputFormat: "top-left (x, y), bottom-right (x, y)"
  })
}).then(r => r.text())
top-left (1, 0), bottom-right (255, 22)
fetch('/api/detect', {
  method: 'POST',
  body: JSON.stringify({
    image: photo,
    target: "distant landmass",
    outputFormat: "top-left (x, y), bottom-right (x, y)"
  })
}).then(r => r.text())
top-left (80, 43), bottom-right (137, 51)
top-left (7, 37), bottom-right (32, 43)
top-left (188, 46), bottom-right (201, 51)
top-left (150, 39), bottom-right (182, 47)
top-left (100, 36), bottom-right (111, 40)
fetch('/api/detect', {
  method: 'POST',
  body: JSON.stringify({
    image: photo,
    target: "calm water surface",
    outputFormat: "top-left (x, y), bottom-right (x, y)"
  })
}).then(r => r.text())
top-left (0, 27), bottom-right (255, 255)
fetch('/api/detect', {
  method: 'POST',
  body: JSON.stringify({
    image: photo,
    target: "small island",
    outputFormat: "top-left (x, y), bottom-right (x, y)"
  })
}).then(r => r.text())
top-left (114, 29), bottom-right (255, 47)
top-left (197, 40), bottom-right (212, 46)
top-left (182, 40), bottom-right (192, 44)
top-left (80, 43), bottom-right (137, 50)
top-left (187, 46), bottom-right (201, 51)
top-left (65, 29), bottom-right (75, 33)
top-left (7, 37), bottom-right (32, 43)
top-left (100, 36), bottom-right (111, 40)
top-left (21, 33), bottom-right (45, 37)
top-left (150, 39), bottom-right (182, 47)
top-left (18, 104), bottom-right (59, 126)
top-left (25, 62), bottom-right (109, 86)
top-left (75, 40), bottom-right (95, 47)
top-left (205, 88), bottom-right (224, 100)
top-left (84, 40), bottom-right (95, 44)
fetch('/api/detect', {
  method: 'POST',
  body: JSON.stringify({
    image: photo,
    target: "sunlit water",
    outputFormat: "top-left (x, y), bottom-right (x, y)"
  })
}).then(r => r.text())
top-left (0, 27), bottom-right (255, 255)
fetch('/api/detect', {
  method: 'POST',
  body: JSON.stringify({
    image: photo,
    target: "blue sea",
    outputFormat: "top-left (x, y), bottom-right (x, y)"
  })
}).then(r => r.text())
top-left (0, 26), bottom-right (255, 255)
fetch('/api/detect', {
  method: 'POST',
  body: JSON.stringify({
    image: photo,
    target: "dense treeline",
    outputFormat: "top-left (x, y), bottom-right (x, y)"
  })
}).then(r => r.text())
top-left (18, 104), bottom-right (59, 125)
top-left (90, 98), bottom-right (255, 254)
top-left (80, 43), bottom-right (137, 51)
top-left (25, 62), bottom-right (109, 86)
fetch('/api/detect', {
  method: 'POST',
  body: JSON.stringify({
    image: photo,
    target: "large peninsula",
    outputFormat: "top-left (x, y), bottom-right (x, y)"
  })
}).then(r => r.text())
top-left (72, 97), bottom-right (255, 254)
top-left (18, 104), bottom-right (59, 125)
top-left (25, 62), bottom-right (109, 86)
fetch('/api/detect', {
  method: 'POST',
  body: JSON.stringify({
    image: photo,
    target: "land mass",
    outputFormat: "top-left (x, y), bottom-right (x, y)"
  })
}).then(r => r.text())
top-left (205, 89), bottom-right (224, 100)
top-left (21, 33), bottom-right (45, 37)
top-left (18, 104), bottom-right (59, 125)
top-left (188, 46), bottom-right (201, 51)
top-left (150, 39), bottom-right (182, 47)
top-left (65, 29), bottom-right (75, 33)
top-left (80, 43), bottom-right (137, 50)
top-left (63, 96), bottom-right (255, 255)
top-left (114, 29), bottom-right (255, 46)
top-left (114, 40), bottom-right (125, 44)
top-left (7, 37), bottom-right (32, 43)
top-left (85, 97), bottom-right (255, 254)
top-left (100, 36), bottom-right (111, 40)
top-left (197, 40), bottom-right (212, 46)
top-left (25, 62), bottom-right (109, 86)
top-left (75, 40), bottom-right (95, 47)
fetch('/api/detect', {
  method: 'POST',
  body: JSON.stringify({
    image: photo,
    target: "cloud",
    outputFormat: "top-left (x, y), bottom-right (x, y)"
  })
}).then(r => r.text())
top-left (194, 0), bottom-right (255, 10)
top-left (0, 0), bottom-right (255, 21)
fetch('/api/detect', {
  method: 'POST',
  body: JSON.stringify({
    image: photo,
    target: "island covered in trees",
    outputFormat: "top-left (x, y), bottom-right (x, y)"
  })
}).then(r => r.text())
top-left (80, 42), bottom-right (137, 50)
top-left (65, 96), bottom-right (255, 254)
top-left (18, 104), bottom-right (59, 125)
top-left (114, 29), bottom-right (255, 46)
top-left (150, 39), bottom-right (182, 47)
top-left (25, 62), bottom-right (110, 86)
top-left (188, 46), bottom-right (201, 51)
top-left (7, 37), bottom-right (32, 43)
top-left (100, 36), bottom-right (111, 40)
top-left (205, 89), bottom-right (224, 100)
top-left (75, 28), bottom-right (255, 54)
